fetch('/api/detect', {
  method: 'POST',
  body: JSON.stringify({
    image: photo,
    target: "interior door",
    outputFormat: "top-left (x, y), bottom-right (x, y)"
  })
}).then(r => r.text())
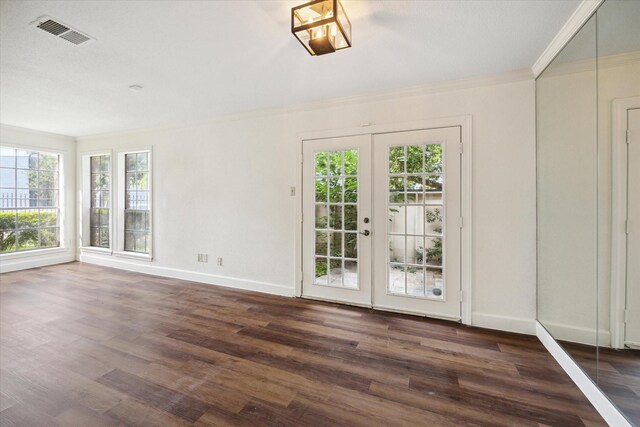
top-left (625, 108), bottom-right (640, 347)
top-left (302, 135), bottom-right (372, 306)
top-left (372, 127), bottom-right (462, 320)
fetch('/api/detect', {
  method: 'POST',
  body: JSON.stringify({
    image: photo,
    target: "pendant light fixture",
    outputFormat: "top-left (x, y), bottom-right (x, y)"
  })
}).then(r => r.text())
top-left (291, 0), bottom-right (352, 56)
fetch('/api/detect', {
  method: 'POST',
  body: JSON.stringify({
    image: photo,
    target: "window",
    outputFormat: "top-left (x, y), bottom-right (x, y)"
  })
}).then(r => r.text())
top-left (0, 147), bottom-right (60, 253)
top-left (90, 155), bottom-right (110, 248)
top-left (387, 143), bottom-right (444, 299)
top-left (313, 149), bottom-right (359, 288)
top-left (124, 152), bottom-right (150, 254)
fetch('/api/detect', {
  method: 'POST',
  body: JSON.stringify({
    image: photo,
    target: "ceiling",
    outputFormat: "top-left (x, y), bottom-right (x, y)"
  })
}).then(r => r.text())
top-left (0, 0), bottom-right (580, 137)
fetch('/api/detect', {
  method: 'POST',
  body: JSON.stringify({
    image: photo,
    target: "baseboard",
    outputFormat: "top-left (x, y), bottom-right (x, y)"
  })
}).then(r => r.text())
top-left (624, 341), bottom-right (640, 350)
top-left (80, 253), bottom-right (295, 297)
top-left (471, 312), bottom-right (536, 335)
top-left (539, 320), bottom-right (611, 347)
top-left (536, 322), bottom-right (631, 427)
top-left (0, 251), bottom-right (76, 273)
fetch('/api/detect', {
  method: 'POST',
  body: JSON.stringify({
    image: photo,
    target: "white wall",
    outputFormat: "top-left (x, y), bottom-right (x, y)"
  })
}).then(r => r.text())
top-left (76, 74), bottom-right (537, 334)
top-left (0, 125), bottom-right (76, 272)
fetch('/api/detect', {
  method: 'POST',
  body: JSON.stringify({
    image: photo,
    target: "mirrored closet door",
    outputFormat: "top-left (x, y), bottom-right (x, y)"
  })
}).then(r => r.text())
top-left (537, 0), bottom-right (640, 424)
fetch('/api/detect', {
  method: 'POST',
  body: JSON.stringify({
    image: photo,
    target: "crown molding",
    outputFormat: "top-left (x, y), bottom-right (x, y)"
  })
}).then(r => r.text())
top-left (532, 0), bottom-right (604, 78)
top-left (0, 123), bottom-right (75, 141)
top-left (538, 50), bottom-right (640, 79)
top-left (77, 68), bottom-right (532, 142)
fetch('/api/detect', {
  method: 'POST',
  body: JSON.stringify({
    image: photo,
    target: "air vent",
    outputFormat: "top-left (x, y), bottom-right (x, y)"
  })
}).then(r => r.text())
top-left (59, 30), bottom-right (90, 45)
top-left (37, 19), bottom-right (69, 36)
top-left (32, 16), bottom-right (93, 46)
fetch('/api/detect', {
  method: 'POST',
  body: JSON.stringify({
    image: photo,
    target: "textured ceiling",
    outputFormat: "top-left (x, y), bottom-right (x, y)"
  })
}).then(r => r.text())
top-left (0, 0), bottom-right (580, 136)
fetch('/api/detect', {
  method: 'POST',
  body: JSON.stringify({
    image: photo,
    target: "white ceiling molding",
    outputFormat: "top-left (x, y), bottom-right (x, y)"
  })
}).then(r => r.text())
top-left (538, 50), bottom-right (640, 79)
top-left (77, 68), bottom-right (532, 142)
top-left (532, 0), bottom-right (604, 78)
top-left (0, 123), bottom-right (73, 140)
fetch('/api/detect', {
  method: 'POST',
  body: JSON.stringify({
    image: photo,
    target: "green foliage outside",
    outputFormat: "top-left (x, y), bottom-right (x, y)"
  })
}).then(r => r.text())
top-left (314, 150), bottom-right (357, 204)
top-left (389, 144), bottom-right (442, 173)
top-left (314, 150), bottom-right (357, 277)
top-left (31, 153), bottom-right (59, 186)
top-left (315, 261), bottom-right (327, 277)
top-left (0, 151), bottom-right (60, 253)
top-left (389, 144), bottom-right (443, 192)
top-left (416, 208), bottom-right (443, 265)
top-left (314, 146), bottom-right (444, 277)
top-left (0, 211), bottom-right (58, 252)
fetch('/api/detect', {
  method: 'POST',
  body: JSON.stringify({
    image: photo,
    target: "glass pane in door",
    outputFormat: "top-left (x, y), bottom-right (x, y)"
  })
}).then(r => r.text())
top-left (314, 149), bottom-right (358, 289)
top-left (387, 144), bottom-right (444, 299)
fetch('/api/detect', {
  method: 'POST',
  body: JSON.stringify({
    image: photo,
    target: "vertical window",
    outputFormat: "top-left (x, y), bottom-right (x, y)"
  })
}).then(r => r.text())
top-left (90, 155), bottom-right (110, 248)
top-left (387, 143), bottom-right (444, 299)
top-left (313, 149), bottom-right (359, 288)
top-left (0, 147), bottom-right (60, 253)
top-left (124, 152), bottom-right (150, 254)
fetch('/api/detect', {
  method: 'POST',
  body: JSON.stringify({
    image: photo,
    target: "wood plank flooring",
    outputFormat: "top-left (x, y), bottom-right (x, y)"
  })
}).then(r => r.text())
top-left (562, 341), bottom-right (640, 425)
top-left (0, 262), bottom-right (605, 426)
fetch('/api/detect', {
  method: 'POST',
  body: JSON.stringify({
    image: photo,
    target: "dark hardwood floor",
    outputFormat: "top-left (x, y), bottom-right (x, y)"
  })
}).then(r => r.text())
top-left (598, 347), bottom-right (640, 425)
top-left (561, 341), bottom-right (640, 425)
top-left (0, 262), bottom-right (604, 426)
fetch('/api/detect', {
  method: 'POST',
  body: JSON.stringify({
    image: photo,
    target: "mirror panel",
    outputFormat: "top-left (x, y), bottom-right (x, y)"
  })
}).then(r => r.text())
top-left (537, 15), bottom-right (598, 380)
top-left (596, 0), bottom-right (640, 423)
top-left (538, 0), bottom-right (640, 423)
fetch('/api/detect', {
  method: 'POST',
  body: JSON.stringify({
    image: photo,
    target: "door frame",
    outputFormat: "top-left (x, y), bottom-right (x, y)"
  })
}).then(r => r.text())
top-left (294, 115), bottom-right (473, 325)
top-left (611, 97), bottom-right (640, 349)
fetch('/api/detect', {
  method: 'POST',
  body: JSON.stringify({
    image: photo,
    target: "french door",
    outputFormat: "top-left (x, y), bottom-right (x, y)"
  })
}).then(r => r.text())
top-left (302, 127), bottom-right (462, 320)
top-left (302, 134), bottom-right (372, 305)
top-left (372, 128), bottom-right (462, 320)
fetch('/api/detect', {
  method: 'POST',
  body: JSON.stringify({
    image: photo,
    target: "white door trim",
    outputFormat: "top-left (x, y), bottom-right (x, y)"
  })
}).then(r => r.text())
top-left (294, 116), bottom-right (473, 325)
top-left (611, 96), bottom-right (640, 349)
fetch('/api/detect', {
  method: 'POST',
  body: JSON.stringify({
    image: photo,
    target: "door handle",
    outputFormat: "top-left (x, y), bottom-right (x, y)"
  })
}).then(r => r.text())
top-left (359, 230), bottom-right (370, 236)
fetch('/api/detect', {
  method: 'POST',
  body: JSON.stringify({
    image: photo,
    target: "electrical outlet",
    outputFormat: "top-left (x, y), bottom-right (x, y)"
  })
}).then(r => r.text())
top-left (197, 253), bottom-right (208, 263)
top-left (217, 257), bottom-right (223, 266)
top-left (290, 186), bottom-right (296, 196)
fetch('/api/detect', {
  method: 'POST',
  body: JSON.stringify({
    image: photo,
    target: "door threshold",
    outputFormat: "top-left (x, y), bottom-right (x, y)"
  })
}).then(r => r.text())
top-left (373, 305), bottom-right (461, 322)
top-left (300, 295), bottom-right (372, 309)
top-left (299, 295), bottom-right (461, 322)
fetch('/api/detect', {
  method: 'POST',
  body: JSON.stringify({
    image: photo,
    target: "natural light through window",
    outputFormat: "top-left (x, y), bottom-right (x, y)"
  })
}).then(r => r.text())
top-left (0, 147), bottom-right (60, 253)
top-left (387, 143), bottom-right (444, 300)
top-left (313, 149), bottom-right (359, 288)
top-left (124, 152), bottom-right (150, 254)
top-left (90, 155), bottom-right (110, 248)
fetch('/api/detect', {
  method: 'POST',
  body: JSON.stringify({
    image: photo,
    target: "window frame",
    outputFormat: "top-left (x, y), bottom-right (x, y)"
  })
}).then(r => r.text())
top-left (80, 150), bottom-right (113, 254)
top-left (0, 145), bottom-right (63, 255)
top-left (115, 148), bottom-right (153, 260)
